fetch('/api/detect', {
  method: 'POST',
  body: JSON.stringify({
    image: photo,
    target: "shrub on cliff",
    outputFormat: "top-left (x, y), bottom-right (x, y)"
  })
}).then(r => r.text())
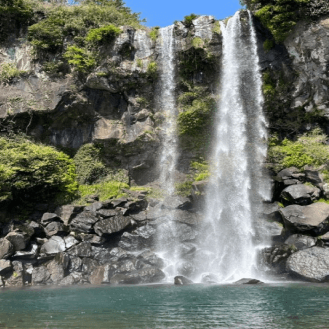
top-left (73, 143), bottom-right (108, 185)
top-left (268, 128), bottom-right (329, 172)
top-left (242, 0), bottom-right (329, 43)
top-left (0, 136), bottom-right (77, 204)
top-left (86, 24), bottom-right (122, 45)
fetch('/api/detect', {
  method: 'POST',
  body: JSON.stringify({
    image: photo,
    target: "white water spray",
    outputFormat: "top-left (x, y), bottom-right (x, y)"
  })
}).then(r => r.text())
top-left (196, 11), bottom-right (271, 283)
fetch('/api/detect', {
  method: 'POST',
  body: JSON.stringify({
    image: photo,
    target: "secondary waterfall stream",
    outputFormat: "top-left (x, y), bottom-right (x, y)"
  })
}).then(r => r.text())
top-left (195, 11), bottom-right (270, 283)
top-left (155, 25), bottom-right (181, 281)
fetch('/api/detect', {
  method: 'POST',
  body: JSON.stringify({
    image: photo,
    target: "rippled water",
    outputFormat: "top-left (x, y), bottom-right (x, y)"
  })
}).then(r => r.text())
top-left (0, 283), bottom-right (329, 328)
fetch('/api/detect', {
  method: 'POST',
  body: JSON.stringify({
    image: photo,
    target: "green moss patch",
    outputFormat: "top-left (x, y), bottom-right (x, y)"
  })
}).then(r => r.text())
top-left (0, 135), bottom-right (77, 204)
top-left (268, 128), bottom-right (329, 172)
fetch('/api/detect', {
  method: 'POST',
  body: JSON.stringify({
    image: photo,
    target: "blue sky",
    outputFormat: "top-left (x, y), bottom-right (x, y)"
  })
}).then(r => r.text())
top-left (124, 0), bottom-right (243, 27)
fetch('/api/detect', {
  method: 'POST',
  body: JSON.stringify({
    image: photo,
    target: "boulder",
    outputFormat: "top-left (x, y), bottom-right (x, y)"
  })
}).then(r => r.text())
top-left (0, 238), bottom-right (14, 259)
top-left (234, 278), bottom-right (263, 284)
top-left (110, 267), bottom-right (165, 284)
top-left (44, 221), bottom-right (66, 237)
top-left (280, 184), bottom-right (319, 205)
top-left (304, 168), bottom-right (323, 187)
top-left (262, 244), bottom-right (295, 274)
top-left (262, 203), bottom-right (283, 222)
top-left (40, 236), bottom-right (66, 255)
top-left (280, 203), bottom-right (329, 235)
top-left (67, 242), bottom-right (92, 258)
top-left (13, 243), bottom-right (39, 260)
top-left (118, 225), bottom-right (156, 250)
top-left (0, 259), bottom-right (12, 275)
top-left (285, 234), bottom-right (316, 250)
top-left (137, 251), bottom-right (164, 269)
top-left (82, 258), bottom-right (100, 275)
top-left (162, 196), bottom-right (192, 210)
top-left (174, 276), bottom-right (193, 285)
top-left (68, 256), bottom-right (83, 272)
top-left (5, 231), bottom-right (28, 251)
top-left (85, 202), bottom-right (103, 212)
top-left (55, 205), bottom-right (84, 226)
top-left (97, 209), bottom-right (117, 218)
top-left (318, 231), bottom-right (329, 246)
top-left (70, 211), bottom-right (100, 233)
top-left (64, 235), bottom-right (79, 249)
top-left (59, 272), bottom-right (83, 285)
top-left (47, 260), bottom-right (65, 284)
top-left (91, 247), bottom-right (114, 264)
top-left (5, 261), bottom-right (24, 287)
top-left (89, 266), bottom-right (106, 285)
top-left (41, 213), bottom-right (62, 225)
top-left (32, 266), bottom-right (51, 285)
top-left (94, 214), bottom-right (131, 236)
top-left (286, 247), bottom-right (329, 282)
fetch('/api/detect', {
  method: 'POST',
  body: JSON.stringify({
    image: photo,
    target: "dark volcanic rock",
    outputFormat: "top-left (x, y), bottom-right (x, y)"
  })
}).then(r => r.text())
top-left (262, 244), bottom-right (295, 274)
top-left (32, 266), bottom-right (51, 285)
top-left (56, 205), bottom-right (84, 225)
top-left (5, 232), bottom-right (29, 251)
top-left (162, 196), bottom-right (192, 210)
top-left (0, 259), bottom-right (12, 275)
top-left (41, 213), bottom-right (62, 225)
top-left (94, 214), bottom-right (131, 236)
top-left (280, 184), bottom-right (319, 205)
top-left (280, 203), bottom-right (329, 235)
top-left (285, 234), bottom-right (316, 250)
top-left (70, 211), bottom-right (99, 233)
top-left (286, 247), bottom-right (329, 282)
top-left (234, 278), bottom-right (263, 285)
top-left (262, 202), bottom-right (283, 222)
top-left (174, 275), bottom-right (193, 285)
top-left (118, 225), bottom-right (156, 251)
top-left (44, 221), bottom-right (66, 237)
top-left (67, 242), bottom-right (92, 258)
top-left (110, 267), bottom-right (165, 284)
top-left (137, 251), bottom-right (164, 268)
top-left (0, 238), bottom-right (14, 259)
top-left (13, 243), bottom-right (39, 260)
top-left (40, 236), bottom-right (66, 255)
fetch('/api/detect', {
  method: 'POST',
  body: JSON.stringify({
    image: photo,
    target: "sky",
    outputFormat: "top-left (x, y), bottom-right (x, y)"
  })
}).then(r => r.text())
top-left (124, 0), bottom-right (243, 27)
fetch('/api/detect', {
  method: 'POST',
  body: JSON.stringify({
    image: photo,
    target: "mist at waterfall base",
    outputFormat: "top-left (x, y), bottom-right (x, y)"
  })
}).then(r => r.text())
top-left (2, 284), bottom-right (329, 328)
top-left (155, 12), bottom-right (271, 284)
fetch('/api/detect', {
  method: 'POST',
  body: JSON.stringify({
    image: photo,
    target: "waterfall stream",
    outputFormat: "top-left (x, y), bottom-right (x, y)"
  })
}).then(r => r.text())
top-left (195, 11), bottom-right (270, 283)
top-left (155, 25), bottom-right (181, 281)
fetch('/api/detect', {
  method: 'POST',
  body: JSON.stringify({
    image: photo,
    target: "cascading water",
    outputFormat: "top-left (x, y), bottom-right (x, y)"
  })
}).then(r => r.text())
top-left (195, 11), bottom-right (271, 283)
top-left (155, 25), bottom-right (181, 281)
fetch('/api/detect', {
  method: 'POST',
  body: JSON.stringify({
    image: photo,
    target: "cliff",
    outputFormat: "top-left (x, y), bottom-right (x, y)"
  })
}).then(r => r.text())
top-left (1, 0), bottom-right (329, 286)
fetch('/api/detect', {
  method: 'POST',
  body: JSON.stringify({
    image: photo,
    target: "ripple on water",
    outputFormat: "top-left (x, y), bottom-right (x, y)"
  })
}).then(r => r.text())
top-left (0, 283), bottom-right (329, 328)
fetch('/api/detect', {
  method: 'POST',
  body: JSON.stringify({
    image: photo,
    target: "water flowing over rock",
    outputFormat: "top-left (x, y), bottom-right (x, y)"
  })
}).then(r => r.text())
top-left (195, 11), bottom-right (271, 283)
top-left (154, 25), bottom-right (181, 281)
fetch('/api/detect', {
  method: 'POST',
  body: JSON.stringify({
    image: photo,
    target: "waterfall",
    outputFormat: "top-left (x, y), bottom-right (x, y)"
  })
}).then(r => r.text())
top-left (155, 25), bottom-right (181, 281)
top-left (158, 25), bottom-right (178, 194)
top-left (195, 11), bottom-right (270, 283)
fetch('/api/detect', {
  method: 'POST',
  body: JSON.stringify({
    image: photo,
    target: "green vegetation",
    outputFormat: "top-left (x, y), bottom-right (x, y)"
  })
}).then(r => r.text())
top-left (149, 26), bottom-right (159, 41)
top-left (0, 0), bottom-right (35, 42)
top-left (175, 159), bottom-right (209, 196)
top-left (0, 136), bottom-right (77, 204)
top-left (73, 143), bottom-right (108, 185)
top-left (76, 181), bottom-right (128, 204)
top-left (183, 13), bottom-right (198, 27)
top-left (64, 46), bottom-right (96, 73)
top-left (85, 24), bottom-right (122, 45)
top-left (212, 21), bottom-right (221, 35)
top-left (177, 85), bottom-right (216, 136)
top-left (242, 0), bottom-right (329, 43)
top-left (263, 39), bottom-right (274, 52)
top-left (192, 37), bottom-right (204, 48)
top-left (0, 63), bottom-right (26, 84)
top-left (268, 128), bottom-right (329, 172)
top-left (146, 61), bottom-right (158, 79)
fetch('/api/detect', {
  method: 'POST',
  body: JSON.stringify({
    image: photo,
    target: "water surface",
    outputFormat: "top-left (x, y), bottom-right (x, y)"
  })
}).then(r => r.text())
top-left (0, 283), bottom-right (328, 328)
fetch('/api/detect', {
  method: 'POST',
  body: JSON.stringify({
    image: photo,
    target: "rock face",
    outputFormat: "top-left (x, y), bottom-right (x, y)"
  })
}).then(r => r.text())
top-left (279, 203), bottom-right (329, 235)
top-left (286, 247), bottom-right (329, 282)
top-left (174, 276), bottom-right (193, 285)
